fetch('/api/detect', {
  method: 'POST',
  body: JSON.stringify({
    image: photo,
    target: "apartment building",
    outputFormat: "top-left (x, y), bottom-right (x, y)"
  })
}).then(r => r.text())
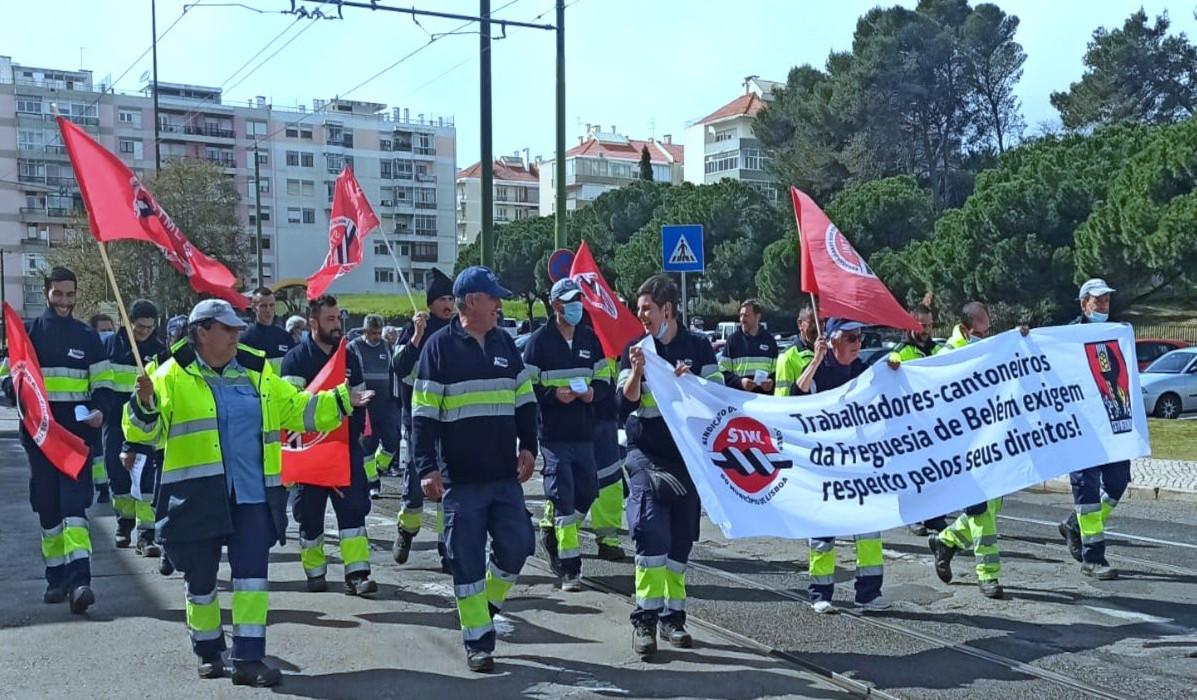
top-left (456, 154), bottom-right (540, 245)
top-left (0, 54), bottom-right (457, 315)
top-left (683, 77), bottom-right (780, 199)
top-left (538, 126), bottom-right (683, 216)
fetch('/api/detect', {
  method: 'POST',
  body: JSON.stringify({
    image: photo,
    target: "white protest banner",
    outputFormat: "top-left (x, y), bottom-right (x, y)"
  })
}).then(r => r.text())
top-left (641, 324), bottom-right (1150, 539)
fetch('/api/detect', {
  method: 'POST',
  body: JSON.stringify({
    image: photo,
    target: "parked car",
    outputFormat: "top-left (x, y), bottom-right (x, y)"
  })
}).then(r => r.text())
top-left (1141, 348), bottom-right (1197, 419)
top-left (497, 317), bottom-right (518, 338)
top-left (1135, 338), bottom-right (1189, 372)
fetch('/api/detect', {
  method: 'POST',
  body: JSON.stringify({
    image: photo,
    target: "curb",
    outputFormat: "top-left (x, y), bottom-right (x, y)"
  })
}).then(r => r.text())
top-left (1029, 476), bottom-right (1197, 504)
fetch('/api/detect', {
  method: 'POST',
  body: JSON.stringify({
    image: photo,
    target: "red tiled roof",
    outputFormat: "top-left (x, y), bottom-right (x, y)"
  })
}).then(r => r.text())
top-left (698, 93), bottom-right (766, 125)
top-left (457, 160), bottom-right (539, 182)
top-left (566, 136), bottom-right (683, 165)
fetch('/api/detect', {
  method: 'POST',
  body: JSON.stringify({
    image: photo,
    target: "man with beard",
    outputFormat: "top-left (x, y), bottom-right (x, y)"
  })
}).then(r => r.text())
top-left (4, 267), bottom-right (109, 613)
top-left (239, 287), bottom-right (295, 375)
top-left (280, 294), bottom-right (378, 596)
top-left (886, 303), bottom-right (948, 536)
top-left (390, 268), bottom-right (455, 567)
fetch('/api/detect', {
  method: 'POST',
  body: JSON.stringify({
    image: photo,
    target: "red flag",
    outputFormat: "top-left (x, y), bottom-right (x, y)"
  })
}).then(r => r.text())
top-left (791, 187), bottom-right (920, 331)
top-left (3, 303), bottom-right (89, 479)
top-left (57, 117), bottom-right (247, 309)
top-left (569, 241), bottom-right (644, 358)
top-left (281, 339), bottom-right (350, 487)
top-left (307, 167), bottom-right (379, 300)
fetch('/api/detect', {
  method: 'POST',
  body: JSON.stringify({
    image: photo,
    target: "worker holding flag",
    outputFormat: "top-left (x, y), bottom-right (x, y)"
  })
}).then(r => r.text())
top-left (124, 299), bottom-right (371, 686)
top-left (2, 268), bottom-right (107, 614)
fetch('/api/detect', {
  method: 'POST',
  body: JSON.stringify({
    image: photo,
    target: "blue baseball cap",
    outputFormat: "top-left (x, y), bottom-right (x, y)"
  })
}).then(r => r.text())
top-left (824, 317), bottom-right (867, 336)
top-left (453, 266), bottom-right (512, 299)
top-left (166, 315), bottom-right (188, 338)
top-left (550, 277), bottom-right (582, 302)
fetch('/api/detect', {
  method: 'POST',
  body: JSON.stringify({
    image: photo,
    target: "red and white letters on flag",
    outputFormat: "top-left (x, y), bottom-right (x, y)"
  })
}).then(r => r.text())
top-left (281, 339), bottom-right (350, 487)
top-left (792, 187), bottom-right (920, 331)
top-left (56, 117), bottom-right (247, 309)
top-left (3, 303), bottom-right (89, 479)
top-left (569, 241), bottom-right (644, 358)
top-left (307, 167), bottom-right (379, 300)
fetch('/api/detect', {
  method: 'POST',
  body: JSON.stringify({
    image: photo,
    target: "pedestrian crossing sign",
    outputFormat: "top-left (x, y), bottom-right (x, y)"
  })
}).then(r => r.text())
top-left (661, 224), bottom-right (704, 273)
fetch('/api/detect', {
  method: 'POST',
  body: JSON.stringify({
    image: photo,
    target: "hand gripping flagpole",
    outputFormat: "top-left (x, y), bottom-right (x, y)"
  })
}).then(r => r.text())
top-left (52, 103), bottom-right (144, 374)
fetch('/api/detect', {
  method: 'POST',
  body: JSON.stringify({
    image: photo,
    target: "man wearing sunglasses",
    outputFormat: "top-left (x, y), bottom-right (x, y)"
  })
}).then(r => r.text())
top-left (792, 318), bottom-right (888, 614)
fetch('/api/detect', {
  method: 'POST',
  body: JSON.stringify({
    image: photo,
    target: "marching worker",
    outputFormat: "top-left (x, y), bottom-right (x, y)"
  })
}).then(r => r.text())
top-left (885, 303), bottom-right (948, 536)
top-left (350, 314), bottom-right (401, 489)
top-left (390, 268), bottom-right (455, 567)
top-left (5, 268), bottom-right (108, 613)
top-left (239, 287), bottom-right (295, 374)
top-left (589, 345), bottom-right (626, 562)
top-left (926, 301), bottom-right (1008, 599)
top-left (1059, 279), bottom-right (1128, 580)
top-left (773, 306), bottom-right (818, 397)
top-left (619, 274), bottom-right (722, 657)
top-left (282, 296), bottom-right (378, 596)
top-left (794, 317), bottom-right (888, 614)
top-left (102, 299), bottom-right (168, 556)
top-left (721, 299), bottom-right (778, 394)
top-left (86, 314), bottom-right (114, 503)
top-left (523, 278), bottom-right (604, 591)
top-left (124, 299), bottom-right (368, 686)
top-left (412, 266), bottom-right (537, 673)
top-left (166, 315), bottom-right (188, 345)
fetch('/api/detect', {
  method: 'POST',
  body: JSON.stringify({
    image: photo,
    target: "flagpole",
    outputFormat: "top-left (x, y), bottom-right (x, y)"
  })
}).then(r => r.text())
top-left (97, 241), bottom-right (145, 374)
top-left (809, 293), bottom-right (821, 337)
top-left (378, 233), bottom-right (419, 312)
top-left (50, 103), bottom-right (143, 373)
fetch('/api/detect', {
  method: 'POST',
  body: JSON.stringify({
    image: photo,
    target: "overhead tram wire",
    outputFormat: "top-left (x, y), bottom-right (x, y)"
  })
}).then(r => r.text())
top-left (252, 0), bottom-right (524, 144)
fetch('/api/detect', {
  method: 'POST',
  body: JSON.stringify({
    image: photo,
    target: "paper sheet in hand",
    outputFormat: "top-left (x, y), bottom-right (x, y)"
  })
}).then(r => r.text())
top-left (754, 369), bottom-right (770, 385)
top-left (129, 453), bottom-right (147, 500)
top-left (569, 377), bottom-right (589, 394)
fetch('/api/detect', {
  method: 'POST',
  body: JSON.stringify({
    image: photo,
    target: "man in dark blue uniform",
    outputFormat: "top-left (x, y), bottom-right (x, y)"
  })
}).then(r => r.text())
top-left (280, 294), bottom-right (378, 596)
top-left (239, 287), bottom-right (294, 375)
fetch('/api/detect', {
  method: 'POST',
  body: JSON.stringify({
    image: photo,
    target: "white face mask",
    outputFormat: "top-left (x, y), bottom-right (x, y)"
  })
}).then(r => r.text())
top-left (1087, 311), bottom-right (1108, 323)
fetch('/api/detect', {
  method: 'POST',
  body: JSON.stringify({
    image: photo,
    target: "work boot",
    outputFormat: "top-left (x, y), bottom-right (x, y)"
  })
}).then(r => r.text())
top-left (43, 585), bottom-right (67, 604)
top-left (96, 484), bottom-right (110, 504)
top-left (392, 529), bottom-right (414, 564)
top-left (466, 649), bottom-right (494, 673)
top-left (978, 580), bottom-right (1005, 599)
top-left (541, 527), bottom-right (563, 576)
top-left (135, 538), bottom-right (161, 558)
top-left (197, 654), bottom-right (224, 679)
top-left (231, 660), bottom-right (282, 687)
top-left (1059, 515), bottom-right (1083, 563)
top-left (597, 541), bottom-right (626, 561)
top-left (928, 534), bottom-right (956, 584)
top-left (1081, 562), bottom-right (1118, 580)
top-left (855, 595), bottom-right (891, 612)
top-left (345, 573), bottom-right (378, 597)
top-left (114, 519), bottom-right (134, 549)
top-left (159, 551), bottom-right (175, 576)
top-left (561, 572), bottom-right (582, 592)
top-left (659, 618), bottom-right (693, 648)
top-left (69, 585), bottom-right (95, 614)
top-left (632, 621), bottom-right (657, 657)
top-left (369, 481), bottom-right (382, 500)
top-left (306, 575), bottom-right (328, 593)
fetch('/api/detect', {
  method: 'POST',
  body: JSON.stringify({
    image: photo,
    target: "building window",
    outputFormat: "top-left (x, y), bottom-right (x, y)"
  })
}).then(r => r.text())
top-left (327, 154), bottom-right (344, 174)
top-left (380, 160), bottom-right (393, 179)
top-left (302, 208), bottom-right (316, 224)
top-left (374, 268), bottom-right (395, 284)
top-left (412, 242), bottom-right (438, 262)
top-left (414, 215), bottom-right (437, 234)
top-left (119, 138), bottom-right (144, 160)
top-left (301, 153), bottom-right (314, 167)
top-left (414, 132), bottom-right (435, 156)
top-left (247, 120), bottom-right (268, 137)
top-left (742, 149), bottom-right (767, 171)
top-left (286, 151), bottom-right (300, 167)
top-left (714, 128), bottom-right (735, 143)
top-left (248, 206), bottom-right (272, 225)
top-left (118, 109), bottom-right (143, 128)
top-left (287, 207), bottom-right (302, 223)
top-left (380, 137), bottom-right (392, 152)
top-left (257, 150), bottom-right (269, 165)
top-left (704, 151), bottom-right (739, 174)
top-left (286, 179), bottom-right (315, 197)
top-left (374, 240), bottom-right (390, 256)
top-left (16, 96), bottom-right (43, 115)
top-left (17, 129), bottom-right (43, 151)
top-left (394, 159), bottom-right (413, 179)
top-left (415, 188), bottom-right (436, 209)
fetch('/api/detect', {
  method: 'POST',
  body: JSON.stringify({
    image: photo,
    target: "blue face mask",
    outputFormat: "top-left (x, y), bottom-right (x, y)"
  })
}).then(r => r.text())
top-left (654, 319), bottom-right (670, 341)
top-left (99, 331), bottom-right (114, 342)
top-left (562, 301), bottom-right (583, 326)
top-left (1088, 311), bottom-right (1108, 323)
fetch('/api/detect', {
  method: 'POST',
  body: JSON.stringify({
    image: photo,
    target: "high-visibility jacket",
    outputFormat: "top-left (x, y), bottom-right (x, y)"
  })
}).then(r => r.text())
top-left (774, 342), bottom-right (814, 397)
top-left (123, 343), bottom-right (350, 543)
top-left (943, 324), bottom-right (972, 351)
top-left (720, 328), bottom-right (778, 393)
top-left (522, 319), bottom-right (606, 443)
top-left (887, 337), bottom-right (943, 364)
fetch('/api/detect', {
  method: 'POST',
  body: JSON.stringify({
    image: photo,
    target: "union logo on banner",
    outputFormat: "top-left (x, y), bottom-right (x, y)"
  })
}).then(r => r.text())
top-left (11, 361), bottom-right (50, 445)
top-left (704, 413), bottom-right (792, 502)
top-left (573, 270), bottom-right (620, 320)
top-left (1084, 340), bottom-right (1134, 435)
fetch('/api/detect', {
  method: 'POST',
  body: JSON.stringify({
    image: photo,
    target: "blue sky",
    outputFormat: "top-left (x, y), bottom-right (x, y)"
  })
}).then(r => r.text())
top-left (5, 1), bottom-right (1196, 165)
